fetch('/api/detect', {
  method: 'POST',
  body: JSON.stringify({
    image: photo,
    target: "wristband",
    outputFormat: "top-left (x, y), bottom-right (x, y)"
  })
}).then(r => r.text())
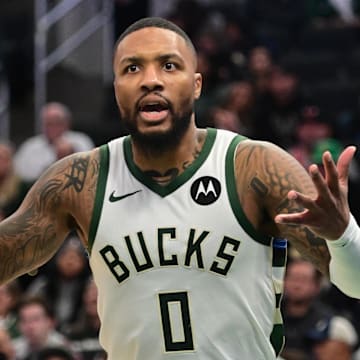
top-left (326, 214), bottom-right (360, 298)
top-left (327, 214), bottom-right (359, 247)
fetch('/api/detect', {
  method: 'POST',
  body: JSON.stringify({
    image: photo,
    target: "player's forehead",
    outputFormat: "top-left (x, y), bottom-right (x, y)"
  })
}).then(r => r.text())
top-left (115, 27), bottom-right (195, 63)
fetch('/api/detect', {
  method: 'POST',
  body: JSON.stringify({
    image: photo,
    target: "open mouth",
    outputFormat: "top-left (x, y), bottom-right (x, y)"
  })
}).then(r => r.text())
top-left (138, 101), bottom-right (170, 122)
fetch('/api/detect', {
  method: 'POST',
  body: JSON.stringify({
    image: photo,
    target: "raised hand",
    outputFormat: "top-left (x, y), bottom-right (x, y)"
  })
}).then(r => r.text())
top-left (275, 146), bottom-right (357, 240)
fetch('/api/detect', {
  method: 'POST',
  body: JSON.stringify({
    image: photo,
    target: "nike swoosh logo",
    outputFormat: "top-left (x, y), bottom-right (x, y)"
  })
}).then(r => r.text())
top-left (109, 190), bottom-right (142, 202)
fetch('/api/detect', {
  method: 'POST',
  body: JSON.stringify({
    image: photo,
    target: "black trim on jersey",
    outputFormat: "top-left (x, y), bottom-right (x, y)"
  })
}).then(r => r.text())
top-left (272, 238), bottom-right (287, 267)
top-left (123, 128), bottom-right (217, 197)
top-left (270, 324), bottom-right (285, 357)
top-left (225, 136), bottom-right (272, 246)
top-left (88, 145), bottom-right (109, 253)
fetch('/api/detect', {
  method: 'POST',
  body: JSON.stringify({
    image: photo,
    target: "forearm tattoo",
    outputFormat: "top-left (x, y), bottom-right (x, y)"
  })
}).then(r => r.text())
top-left (0, 208), bottom-right (57, 281)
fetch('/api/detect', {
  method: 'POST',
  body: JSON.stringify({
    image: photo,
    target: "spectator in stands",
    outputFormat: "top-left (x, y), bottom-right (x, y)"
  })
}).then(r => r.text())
top-left (53, 137), bottom-right (76, 161)
top-left (166, 0), bottom-right (209, 40)
top-left (193, 50), bottom-right (219, 128)
top-left (14, 102), bottom-right (94, 182)
top-left (207, 106), bottom-right (242, 133)
top-left (254, 67), bottom-right (304, 148)
top-left (307, 314), bottom-right (358, 360)
top-left (281, 258), bottom-right (357, 359)
top-left (288, 105), bottom-right (333, 169)
top-left (0, 327), bottom-right (15, 360)
top-left (26, 235), bottom-right (91, 333)
top-left (245, 0), bottom-right (307, 55)
top-left (65, 278), bottom-right (106, 360)
top-left (12, 296), bottom-right (77, 360)
top-left (0, 141), bottom-right (29, 220)
top-left (221, 80), bottom-right (256, 137)
top-left (37, 346), bottom-right (75, 360)
top-left (0, 280), bottom-right (22, 339)
top-left (247, 46), bottom-right (275, 96)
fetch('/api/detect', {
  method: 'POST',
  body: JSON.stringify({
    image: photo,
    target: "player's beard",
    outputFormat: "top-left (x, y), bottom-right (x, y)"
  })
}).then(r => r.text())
top-left (121, 101), bottom-right (194, 155)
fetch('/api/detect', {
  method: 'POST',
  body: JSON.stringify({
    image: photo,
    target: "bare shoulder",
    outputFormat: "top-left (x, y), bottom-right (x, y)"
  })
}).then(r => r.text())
top-left (19, 147), bottom-right (101, 245)
top-left (0, 148), bottom-right (101, 282)
top-left (234, 139), bottom-right (315, 200)
top-left (53, 147), bottom-right (101, 244)
top-left (234, 139), bottom-right (330, 274)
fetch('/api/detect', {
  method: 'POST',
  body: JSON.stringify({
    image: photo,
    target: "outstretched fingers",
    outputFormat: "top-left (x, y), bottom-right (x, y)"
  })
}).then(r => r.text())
top-left (322, 151), bottom-right (340, 196)
top-left (307, 164), bottom-right (332, 205)
top-left (274, 211), bottom-right (308, 224)
top-left (275, 146), bottom-right (357, 233)
top-left (275, 190), bottom-right (314, 225)
top-left (321, 146), bottom-right (356, 204)
top-left (335, 146), bottom-right (356, 188)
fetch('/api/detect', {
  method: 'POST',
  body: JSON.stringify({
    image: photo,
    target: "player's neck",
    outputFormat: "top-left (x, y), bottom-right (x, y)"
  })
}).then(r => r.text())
top-left (131, 125), bottom-right (206, 185)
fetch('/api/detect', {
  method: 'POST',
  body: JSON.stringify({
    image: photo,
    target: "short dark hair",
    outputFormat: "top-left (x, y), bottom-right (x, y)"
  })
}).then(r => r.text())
top-left (18, 295), bottom-right (55, 319)
top-left (114, 17), bottom-right (196, 58)
top-left (38, 347), bottom-right (74, 360)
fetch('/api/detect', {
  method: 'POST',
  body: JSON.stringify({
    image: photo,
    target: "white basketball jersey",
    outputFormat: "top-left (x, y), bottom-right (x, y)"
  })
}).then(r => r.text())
top-left (88, 128), bottom-right (286, 360)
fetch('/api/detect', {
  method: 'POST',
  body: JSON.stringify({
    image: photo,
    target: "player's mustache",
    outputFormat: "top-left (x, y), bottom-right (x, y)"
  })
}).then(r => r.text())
top-left (135, 91), bottom-right (174, 114)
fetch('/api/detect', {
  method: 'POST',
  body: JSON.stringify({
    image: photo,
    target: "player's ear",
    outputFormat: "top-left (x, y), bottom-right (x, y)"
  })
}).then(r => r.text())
top-left (194, 73), bottom-right (202, 100)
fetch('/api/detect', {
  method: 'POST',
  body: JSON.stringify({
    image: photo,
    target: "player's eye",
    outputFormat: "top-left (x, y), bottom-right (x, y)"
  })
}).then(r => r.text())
top-left (163, 62), bottom-right (176, 71)
top-left (126, 64), bottom-right (139, 73)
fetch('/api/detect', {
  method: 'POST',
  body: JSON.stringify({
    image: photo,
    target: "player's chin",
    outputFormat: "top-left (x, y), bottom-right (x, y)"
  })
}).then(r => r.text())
top-left (135, 122), bottom-right (179, 148)
top-left (137, 117), bottom-right (173, 135)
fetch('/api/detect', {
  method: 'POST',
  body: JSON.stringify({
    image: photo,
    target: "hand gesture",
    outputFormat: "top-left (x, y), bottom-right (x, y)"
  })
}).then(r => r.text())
top-left (275, 146), bottom-right (357, 240)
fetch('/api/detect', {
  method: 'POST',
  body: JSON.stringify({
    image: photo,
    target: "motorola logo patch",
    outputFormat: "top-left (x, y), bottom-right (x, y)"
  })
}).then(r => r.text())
top-left (190, 176), bottom-right (221, 205)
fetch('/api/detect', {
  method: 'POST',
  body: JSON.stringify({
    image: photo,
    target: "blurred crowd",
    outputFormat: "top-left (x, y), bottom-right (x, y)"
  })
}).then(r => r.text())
top-left (1, 0), bottom-right (360, 359)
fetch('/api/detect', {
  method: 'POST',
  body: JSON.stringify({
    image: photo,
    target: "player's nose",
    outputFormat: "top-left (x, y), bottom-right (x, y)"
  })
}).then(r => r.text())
top-left (140, 65), bottom-right (164, 92)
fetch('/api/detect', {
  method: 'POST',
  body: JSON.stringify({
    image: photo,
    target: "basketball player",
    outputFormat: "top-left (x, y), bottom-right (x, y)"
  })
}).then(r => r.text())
top-left (0, 17), bottom-right (360, 359)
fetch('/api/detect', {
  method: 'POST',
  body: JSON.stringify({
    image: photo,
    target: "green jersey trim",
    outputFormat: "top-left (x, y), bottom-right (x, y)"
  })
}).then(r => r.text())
top-left (88, 145), bottom-right (110, 253)
top-left (270, 238), bottom-right (287, 356)
top-left (225, 136), bottom-right (272, 246)
top-left (123, 128), bottom-right (217, 197)
top-left (270, 324), bottom-right (285, 356)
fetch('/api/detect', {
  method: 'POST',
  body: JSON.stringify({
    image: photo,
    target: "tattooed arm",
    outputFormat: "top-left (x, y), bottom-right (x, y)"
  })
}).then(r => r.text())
top-left (274, 146), bottom-right (360, 298)
top-left (234, 140), bottom-right (331, 275)
top-left (0, 148), bottom-right (99, 285)
top-left (274, 146), bottom-right (355, 237)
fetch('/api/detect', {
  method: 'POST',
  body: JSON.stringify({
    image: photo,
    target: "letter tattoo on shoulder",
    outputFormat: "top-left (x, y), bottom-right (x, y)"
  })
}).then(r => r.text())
top-left (250, 177), bottom-right (268, 197)
top-left (64, 155), bottom-right (90, 193)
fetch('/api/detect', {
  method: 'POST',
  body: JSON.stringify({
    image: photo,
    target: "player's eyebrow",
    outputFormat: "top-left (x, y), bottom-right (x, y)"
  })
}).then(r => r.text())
top-left (119, 56), bottom-right (141, 65)
top-left (120, 53), bottom-right (185, 65)
top-left (156, 53), bottom-right (184, 63)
